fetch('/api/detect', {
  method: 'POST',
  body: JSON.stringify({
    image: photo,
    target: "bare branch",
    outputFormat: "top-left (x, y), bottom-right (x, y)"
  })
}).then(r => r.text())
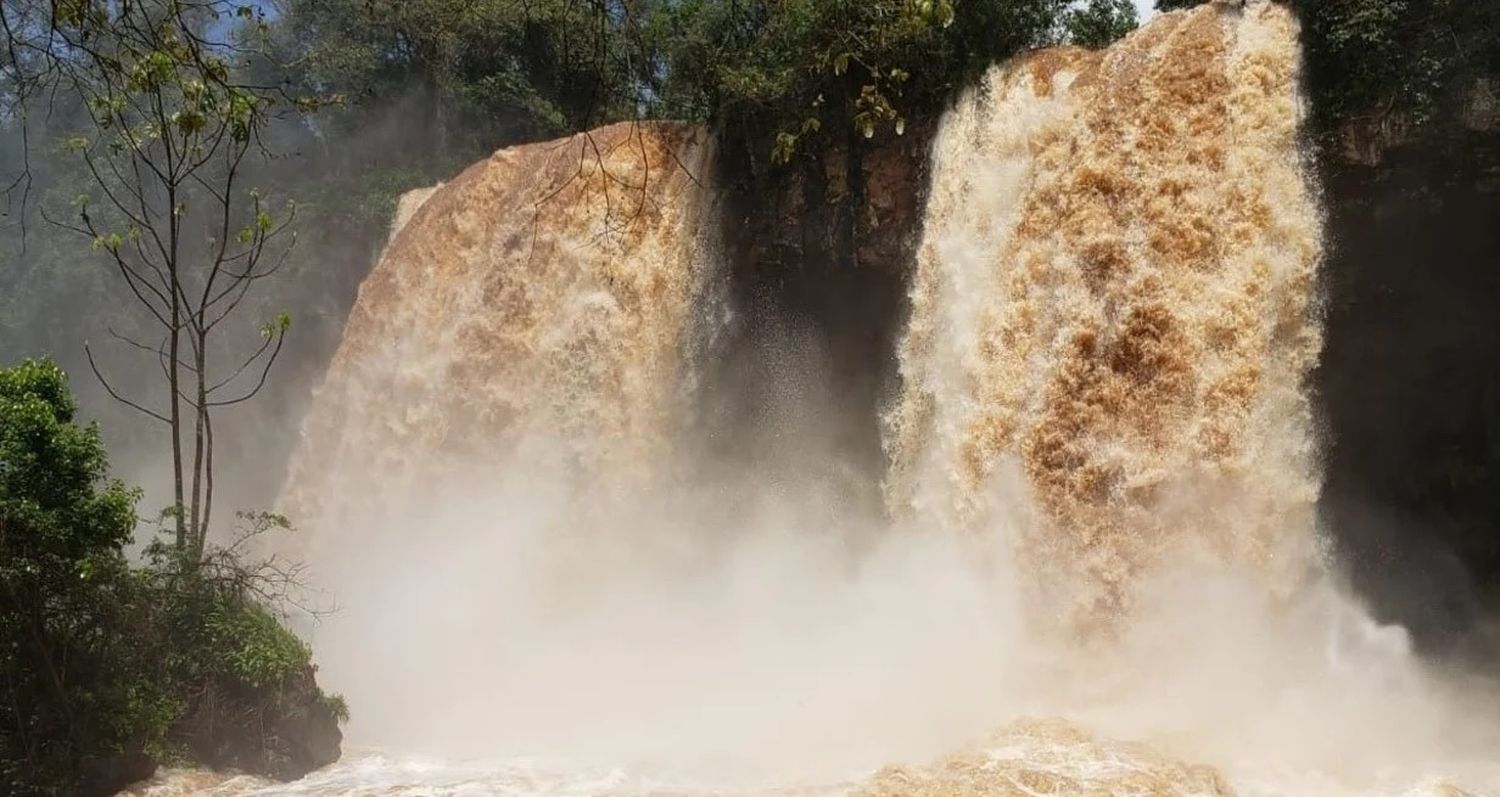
top-left (205, 331), bottom-right (272, 394)
top-left (85, 341), bottom-right (170, 424)
top-left (207, 326), bottom-right (285, 407)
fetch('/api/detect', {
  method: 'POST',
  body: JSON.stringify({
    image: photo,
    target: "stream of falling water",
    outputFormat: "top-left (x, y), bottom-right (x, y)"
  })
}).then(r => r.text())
top-left (131, 2), bottom-right (1500, 795)
top-left (886, 0), bottom-right (1325, 633)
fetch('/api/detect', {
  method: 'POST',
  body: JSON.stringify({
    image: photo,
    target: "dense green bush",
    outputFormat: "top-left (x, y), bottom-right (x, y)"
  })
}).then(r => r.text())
top-left (264, 0), bottom-right (1131, 182)
top-left (1301, 0), bottom-right (1500, 136)
top-left (1065, 0), bottom-right (1140, 49)
top-left (268, 0), bottom-right (655, 172)
top-left (0, 359), bottom-right (168, 794)
top-left (0, 360), bottom-right (344, 796)
top-left (645, 0), bottom-right (1124, 169)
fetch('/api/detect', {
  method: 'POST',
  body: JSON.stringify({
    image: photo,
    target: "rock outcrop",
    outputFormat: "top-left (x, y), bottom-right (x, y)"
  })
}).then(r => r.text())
top-left (1316, 127), bottom-right (1500, 654)
top-left (174, 664), bottom-right (343, 782)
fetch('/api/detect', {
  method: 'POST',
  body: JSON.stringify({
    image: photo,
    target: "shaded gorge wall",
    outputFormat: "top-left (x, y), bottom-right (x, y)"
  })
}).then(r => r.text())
top-left (1316, 129), bottom-right (1500, 655)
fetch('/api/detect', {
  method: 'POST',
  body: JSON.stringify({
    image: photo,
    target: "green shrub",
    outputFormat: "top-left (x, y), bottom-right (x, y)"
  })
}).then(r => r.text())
top-left (0, 360), bottom-right (344, 795)
top-left (647, 0), bottom-right (1087, 169)
top-left (1302, 0), bottom-right (1500, 135)
top-left (0, 359), bottom-right (168, 795)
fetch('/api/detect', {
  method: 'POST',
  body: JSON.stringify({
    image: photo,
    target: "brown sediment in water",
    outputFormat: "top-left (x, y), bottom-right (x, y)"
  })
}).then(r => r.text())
top-left (856, 720), bottom-right (1233, 797)
top-left (238, 4), bottom-right (1500, 796)
top-left (885, 0), bottom-right (1323, 627)
top-left (281, 122), bottom-right (717, 552)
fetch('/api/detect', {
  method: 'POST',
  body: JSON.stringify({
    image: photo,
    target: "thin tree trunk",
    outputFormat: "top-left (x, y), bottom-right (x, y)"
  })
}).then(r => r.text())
top-left (189, 337), bottom-right (207, 561)
top-left (189, 331), bottom-right (206, 557)
top-left (162, 88), bottom-right (187, 556)
top-left (168, 267), bottom-right (185, 551)
top-left (202, 407), bottom-right (215, 555)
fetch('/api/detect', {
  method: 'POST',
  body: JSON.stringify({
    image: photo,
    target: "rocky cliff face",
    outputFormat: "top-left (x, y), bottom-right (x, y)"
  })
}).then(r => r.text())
top-left (695, 126), bottom-right (930, 488)
top-left (1316, 126), bottom-right (1500, 654)
top-left (175, 664), bottom-right (343, 782)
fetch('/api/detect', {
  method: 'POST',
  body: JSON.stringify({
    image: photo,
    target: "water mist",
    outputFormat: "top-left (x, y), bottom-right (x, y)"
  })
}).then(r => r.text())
top-left (132, 3), bottom-right (1500, 795)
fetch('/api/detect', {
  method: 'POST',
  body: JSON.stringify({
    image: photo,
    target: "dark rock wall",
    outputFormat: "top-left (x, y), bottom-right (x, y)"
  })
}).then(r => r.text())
top-left (1316, 130), bottom-right (1500, 653)
top-left (176, 664), bottom-right (343, 782)
top-left (695, 128), bottom-right (928, 495)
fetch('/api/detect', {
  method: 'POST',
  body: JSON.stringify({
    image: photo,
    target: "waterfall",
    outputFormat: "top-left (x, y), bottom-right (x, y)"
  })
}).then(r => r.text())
top-left (215, 4), bottom-right (1500, 796)
top-left (281, 122), bottom-right (718, 555)
top-left (886, 0), bottom-right (1323, 627)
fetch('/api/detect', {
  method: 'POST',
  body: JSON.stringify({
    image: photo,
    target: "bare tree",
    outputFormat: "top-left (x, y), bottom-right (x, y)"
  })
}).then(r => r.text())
top-left (1, 0), bottom-right (321, 560)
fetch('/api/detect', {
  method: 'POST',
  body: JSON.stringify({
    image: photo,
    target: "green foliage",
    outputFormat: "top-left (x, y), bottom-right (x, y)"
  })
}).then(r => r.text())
top-left (318, 691), bottom-right (352, 724)
top-left (0, 359), bottom-right (167, 795)
top-left (0, 0), bottom-right (331, 557)
top-left (273, 0), bottom-right (649, 165)
top-left (264, 0), bottom-right (1132, 178)
top-left (0, 361), bottom-right (343, 795)
top-left (213, 604), bottom-right (313, 694)
top-left (1301, 0), bottom-right (1500, 135)
top-left (646, 0), bottom-right (1087, 168)
top-left (1065, 0), bottom-right (1140, 50)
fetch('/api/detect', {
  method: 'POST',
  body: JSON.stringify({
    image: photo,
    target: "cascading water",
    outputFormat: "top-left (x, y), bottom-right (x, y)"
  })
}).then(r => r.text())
top-left (885, 0), bottom-right (1322, 628)
top-left (279, 121), bottom-right (719, 557)
top-left (129, 3), bottom-right (1500, 795)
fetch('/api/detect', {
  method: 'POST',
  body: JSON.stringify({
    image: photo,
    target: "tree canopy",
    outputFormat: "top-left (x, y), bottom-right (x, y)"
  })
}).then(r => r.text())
top-left (264, 0), bottom-right (1129, 173)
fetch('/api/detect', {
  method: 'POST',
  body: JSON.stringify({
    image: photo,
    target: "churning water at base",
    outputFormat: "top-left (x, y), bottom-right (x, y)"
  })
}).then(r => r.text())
top-left (135, 2), bottom-right (1500, 795)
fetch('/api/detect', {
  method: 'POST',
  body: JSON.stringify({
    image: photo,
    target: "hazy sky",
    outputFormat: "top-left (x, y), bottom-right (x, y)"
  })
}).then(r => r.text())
top-left (1136, 0), bottom-right (1158, 22)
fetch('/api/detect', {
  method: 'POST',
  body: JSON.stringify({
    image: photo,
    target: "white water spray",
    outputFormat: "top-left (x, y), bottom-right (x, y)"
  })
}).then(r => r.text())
top-left (130, 4), bottom-right (1500, 795)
